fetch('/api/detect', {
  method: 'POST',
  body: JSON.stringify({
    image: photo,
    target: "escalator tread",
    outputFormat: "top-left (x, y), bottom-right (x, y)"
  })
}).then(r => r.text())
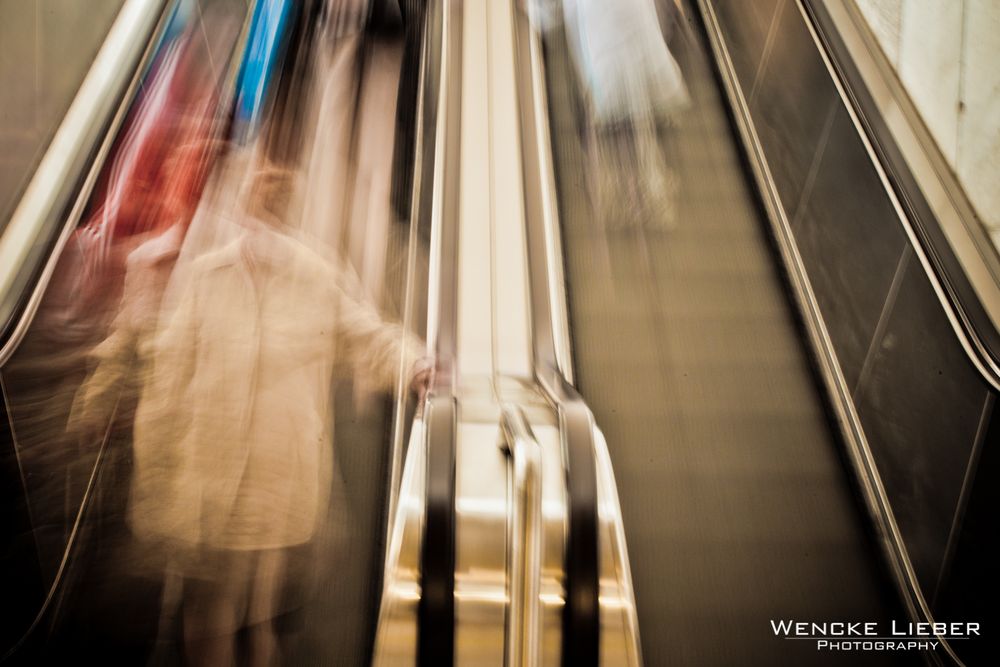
top-left (545, 5), bottom-right (911, 666)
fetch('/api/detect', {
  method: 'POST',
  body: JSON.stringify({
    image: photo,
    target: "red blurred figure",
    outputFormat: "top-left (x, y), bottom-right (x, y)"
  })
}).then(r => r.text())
top-left (39, 13), bottom-right (236, 345)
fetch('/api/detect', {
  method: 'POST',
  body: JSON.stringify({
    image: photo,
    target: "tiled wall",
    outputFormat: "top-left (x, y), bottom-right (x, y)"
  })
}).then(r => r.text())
top-left (854, 0), bottom-right (1000, 246)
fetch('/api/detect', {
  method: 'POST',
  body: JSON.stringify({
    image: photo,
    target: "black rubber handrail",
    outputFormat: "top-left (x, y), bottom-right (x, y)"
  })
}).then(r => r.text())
top-left (418, 395), bottom-right (457, 665)
top-left (510, 5), bottom-right (600, 666)
top-left (414, 0), bottom-right (461, 664)
top-left (550, 378), bottom-right (601, 667)
top-left (800, 0), bottom-right (1000, 389)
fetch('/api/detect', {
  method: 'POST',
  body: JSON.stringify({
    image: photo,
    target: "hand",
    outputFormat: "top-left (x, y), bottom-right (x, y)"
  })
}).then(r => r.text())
top-left (409, 357), bottom-right (435, 404)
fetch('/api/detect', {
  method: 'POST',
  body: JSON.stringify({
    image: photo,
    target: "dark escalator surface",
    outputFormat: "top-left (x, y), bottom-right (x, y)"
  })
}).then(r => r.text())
top-left (542, 5), bottom-right (910, 667)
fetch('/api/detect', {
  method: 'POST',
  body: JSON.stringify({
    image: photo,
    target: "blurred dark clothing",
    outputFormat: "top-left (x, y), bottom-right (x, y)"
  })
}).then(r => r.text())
top-left (389, 0), bottom-right (427, 222)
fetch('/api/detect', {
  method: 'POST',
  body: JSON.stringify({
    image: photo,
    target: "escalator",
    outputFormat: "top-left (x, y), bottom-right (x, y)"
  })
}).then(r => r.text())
top-left (536, 0), bottom-right (996, 665)
top-left (3, 0), bottom-right (997, 665)
top-left (543, 7), bottom-right (901, 666)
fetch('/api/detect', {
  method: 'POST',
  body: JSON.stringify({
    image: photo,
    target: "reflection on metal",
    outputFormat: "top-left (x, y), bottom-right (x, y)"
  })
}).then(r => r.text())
top-left (419, 0), bottom-right (463, 663)
top-left (518, 0), bottom-right (574, 386)
top-left (373, 418), bottom-right (428, 666)
top-left (379, 0), bottom-right (461, 663)
top-left (511, 2), bottom-right (597, 663)
top-left (386, 0), bottom-right (432, 543)
top-left (0, 0), bottom-right (173, 365)
top-left (375, 0), bottom-right (641, 664)
top-left (697, 0), bottom-right (963, 663)
top-left (510, 0), bottom-right (642, 664)
top-left (501, 404), bottom-right (543, 667)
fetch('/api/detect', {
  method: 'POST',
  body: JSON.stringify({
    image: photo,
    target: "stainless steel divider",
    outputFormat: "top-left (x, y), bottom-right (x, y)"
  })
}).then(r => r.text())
top-left (510, 1), bottom-right (640, 665)
top-left (509, 2), bottom-right (600, 665)
top-left (501, 404), bottom-right (543, 667)
top-left (376, 0), bottom-right (639, 663)
top-left (415, 0), bottom-right (462, 663)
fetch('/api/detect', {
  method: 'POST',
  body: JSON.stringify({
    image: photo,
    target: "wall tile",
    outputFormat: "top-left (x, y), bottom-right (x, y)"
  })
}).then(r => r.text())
top-left (957, 0), bottom-right (1000, 230)
top-left (898, 0), bottom-right (963, 163)
top-left (854, 0), bottom-right (903, 66)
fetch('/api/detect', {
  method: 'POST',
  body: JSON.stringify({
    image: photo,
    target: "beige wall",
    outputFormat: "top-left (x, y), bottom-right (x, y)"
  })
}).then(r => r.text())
top-left (0, 0), bottom-right (125, 225)
top-left (854, 0), bottom-right (1000, 243)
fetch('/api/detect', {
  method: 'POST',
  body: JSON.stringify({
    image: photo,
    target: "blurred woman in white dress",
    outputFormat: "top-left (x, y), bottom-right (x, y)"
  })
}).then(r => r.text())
top-left (558, 0), bottom-right (691, 229)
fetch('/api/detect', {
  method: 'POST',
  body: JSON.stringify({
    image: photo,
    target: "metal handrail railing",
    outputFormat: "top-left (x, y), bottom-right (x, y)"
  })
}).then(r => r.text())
top-left (509, 3), bottom-right (601, 665)
top-left (500, 403), bottom-right (543, 667)
top-left (413, 0), bottom-right (463, 665)
top-left (0, 0), bottom-right (173, 365)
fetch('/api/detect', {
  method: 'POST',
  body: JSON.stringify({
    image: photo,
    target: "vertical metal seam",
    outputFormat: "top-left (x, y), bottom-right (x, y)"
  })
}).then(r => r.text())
top-left (852, 246), bottom-right (910, 399)
top-left (932, 390), bottom-right (992, 605)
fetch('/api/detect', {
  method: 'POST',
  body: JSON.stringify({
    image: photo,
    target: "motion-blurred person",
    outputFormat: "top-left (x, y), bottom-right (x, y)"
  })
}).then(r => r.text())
top-left (1, 7), bottom-right (238, 597)
top-left (298, 0), bottom-right (407, 308)
top-left (67, 138), bottom-right (228, 442)
top-left (47, 10), bottom-right (237, 344)
top-left (120, 162), bottom-right (429, 666)
top-left (554, 0), bottom-right (690, 229)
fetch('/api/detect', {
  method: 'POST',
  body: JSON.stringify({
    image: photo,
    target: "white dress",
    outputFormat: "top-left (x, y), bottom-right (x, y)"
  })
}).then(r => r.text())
top-left (128, 223), bottom-right (423, 554)
top-left (564, 0), bottom-right (689, 125)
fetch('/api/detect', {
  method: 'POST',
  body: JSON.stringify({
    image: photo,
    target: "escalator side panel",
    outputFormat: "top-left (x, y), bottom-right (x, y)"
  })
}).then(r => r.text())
top-left (709, 1), bottom-right (996, 650)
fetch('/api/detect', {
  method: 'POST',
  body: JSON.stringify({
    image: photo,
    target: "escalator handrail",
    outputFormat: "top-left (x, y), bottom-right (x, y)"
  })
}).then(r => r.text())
top-left (500, 403), bottom-right (544, 667)
top-left (799, 0), bottom-right (1000, 393)
top-left (510, 4), bottom-right (600, 666)
top-left (0, 0), bottom-right (174, 366)
top-left (415, 0), bottom-right (461, 664)
top-left (418, 395), bottom-right (457, 666)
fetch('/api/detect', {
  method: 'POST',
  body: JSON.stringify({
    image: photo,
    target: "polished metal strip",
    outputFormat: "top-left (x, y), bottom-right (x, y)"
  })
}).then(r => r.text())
top-left (501, 404), bottom-right (543, 667)
top-left (427, 0), bottom-right (462, 393)
top-left (387, 0), bottom-right (433, 543)
top-left (696, 0), bottom-right (962, 663)
top-left (418, 395), bottom-right (458, 666)
top-left (417, 0), bottom-right (463, 663)
top-left (508, 3), bottom-right (603, 664)
top-left (0, 0), bottom-right (174, 365)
